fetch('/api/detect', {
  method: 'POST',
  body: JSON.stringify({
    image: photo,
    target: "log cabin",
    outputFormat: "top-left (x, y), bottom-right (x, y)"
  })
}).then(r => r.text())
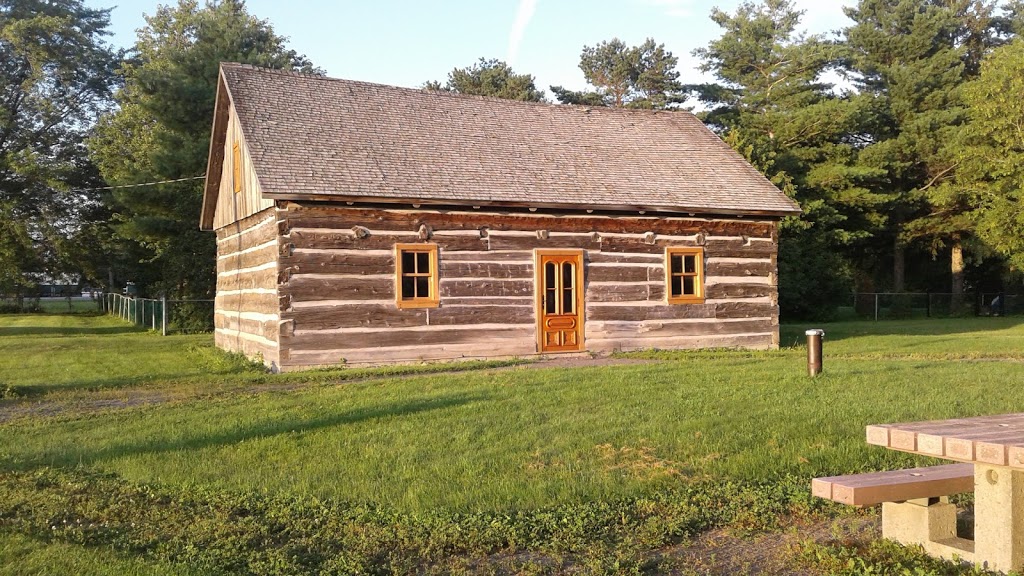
top-left (201, 63), bottom-right (801, 371)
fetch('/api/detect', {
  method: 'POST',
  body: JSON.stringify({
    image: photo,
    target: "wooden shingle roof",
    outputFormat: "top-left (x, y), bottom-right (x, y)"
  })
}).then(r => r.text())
top-left (202, 63), bottom-right (800, 228)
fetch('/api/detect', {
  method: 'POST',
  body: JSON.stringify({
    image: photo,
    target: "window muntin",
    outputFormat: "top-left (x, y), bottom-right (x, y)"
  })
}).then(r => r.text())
top-left (395, 244), bottom-right (439, 309)
top-left (666, 247), bottom-right (705, 304)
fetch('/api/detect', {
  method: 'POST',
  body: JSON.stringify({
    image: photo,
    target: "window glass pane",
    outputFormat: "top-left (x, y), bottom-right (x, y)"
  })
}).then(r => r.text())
top-left (416, 277), bottom-right (429, 298)
top-left (562, 287), bottom-right (574, 314)
top-left (401, 251), bottom-right (414, 273)
top-left (562, 263), bottom-right (573, 289)
top-left (545, 289), bottom-right (556, 313)
top-left (671, 275), bottom-right (682, 297)
top-left (401, 276), bottom-right (415, 299)
top-left (684, 255), bottom-right (696, 274)
top-left (670, 255), bottom-right (682, 274)
top-left (417, 252), bottom-right (430, 274)
top-left (545, 262), bottom-right (556, 289)
top-left (683, 276), bottom-right (695, 295)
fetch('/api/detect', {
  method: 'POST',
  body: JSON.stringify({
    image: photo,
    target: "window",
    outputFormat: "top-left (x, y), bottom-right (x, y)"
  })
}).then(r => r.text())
top-left (232, 141), bottom-right (242, 193)
top-left (665, 247), bottom-right (705, 304)
top-left (395, 243), bottom-right (439, 308)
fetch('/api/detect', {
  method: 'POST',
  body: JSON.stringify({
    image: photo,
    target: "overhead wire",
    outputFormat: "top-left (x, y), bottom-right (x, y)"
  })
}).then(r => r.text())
top-left (68, 175), bottom-right (206, 193)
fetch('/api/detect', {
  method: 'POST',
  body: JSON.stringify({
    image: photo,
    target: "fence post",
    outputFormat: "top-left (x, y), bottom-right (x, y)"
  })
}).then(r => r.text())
top-left (874, 293), bottom-right (880, 322)
top-left (926, 291), bottom-right (931, 318)
top-left (151, 300), bottom-right (156, 330)
top-left (161, 295), bottom-right (167, 336)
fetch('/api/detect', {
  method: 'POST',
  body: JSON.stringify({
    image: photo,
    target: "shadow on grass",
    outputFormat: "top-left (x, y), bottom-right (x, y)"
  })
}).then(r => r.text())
top-left (5, 393), bottom-right (488, 471)
top-left (0, 325), bottom-right (145, 337)
top-left (780, 316), bottom-right (1024, 347)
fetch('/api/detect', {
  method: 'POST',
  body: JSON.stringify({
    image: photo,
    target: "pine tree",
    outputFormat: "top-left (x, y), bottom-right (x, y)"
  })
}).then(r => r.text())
top-left (0, 0), bottom-right (117, 302)
top-left (426, 58), bottom-right (544, 102)
top-left (842, 0), bottom-right (1004, 303)
top-left (693, 0), bottom-right (878, 319)
top-left (551, 38), bottom-right (682, 109)
top-left (89, 0), bottom-right (316, 316)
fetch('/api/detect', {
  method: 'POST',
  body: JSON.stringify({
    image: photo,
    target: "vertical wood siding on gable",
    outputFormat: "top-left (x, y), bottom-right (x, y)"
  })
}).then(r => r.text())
top-left (211, 103), bottom-right (273, 230)
top-left (270, 203), bottom-right (779, 370)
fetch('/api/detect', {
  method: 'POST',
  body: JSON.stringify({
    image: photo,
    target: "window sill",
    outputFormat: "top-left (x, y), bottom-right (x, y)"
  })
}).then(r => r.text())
top-left (667, 297), bottom-right (706, 305)
top-left (396, 299), bottom-right (440, 310)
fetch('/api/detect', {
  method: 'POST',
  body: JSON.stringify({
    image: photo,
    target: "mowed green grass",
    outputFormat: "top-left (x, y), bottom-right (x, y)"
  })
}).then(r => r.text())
top-left (0, 314), bottom-right (246, 396)
top-left (2, 314), bottom-right (1023, 514)
top-left (0, 531), bottom-right (195, 576)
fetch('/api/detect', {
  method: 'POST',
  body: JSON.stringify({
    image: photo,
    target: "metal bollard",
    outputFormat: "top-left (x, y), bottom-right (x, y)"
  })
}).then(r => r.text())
top-left (806, 329), bottom-right (824, 377)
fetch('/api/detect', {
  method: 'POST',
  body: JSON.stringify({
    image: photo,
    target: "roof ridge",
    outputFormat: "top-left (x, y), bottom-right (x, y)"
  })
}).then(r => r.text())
top-left (219, 61), bottom-right (699, 118)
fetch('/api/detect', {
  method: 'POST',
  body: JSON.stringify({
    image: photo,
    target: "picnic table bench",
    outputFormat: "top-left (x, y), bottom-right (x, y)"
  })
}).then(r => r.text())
top-left (813, 413), bottom-right (1024, 573)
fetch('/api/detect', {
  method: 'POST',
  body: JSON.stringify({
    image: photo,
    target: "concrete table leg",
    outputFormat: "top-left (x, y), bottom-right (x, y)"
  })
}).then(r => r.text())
top-left (974, 464), bottom-right (1024, 572)
top-left (882, 497), bottom-right (971, 563)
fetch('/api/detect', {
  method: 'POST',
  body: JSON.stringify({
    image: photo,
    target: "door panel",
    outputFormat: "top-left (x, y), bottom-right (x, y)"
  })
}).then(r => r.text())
top-left (536, 251), bottom-right (584, 353)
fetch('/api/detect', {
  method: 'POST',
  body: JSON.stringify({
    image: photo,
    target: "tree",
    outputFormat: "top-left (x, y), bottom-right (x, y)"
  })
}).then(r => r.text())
top-left (693, 0), bottom-right (874, 319)
top-left (551, 38), bottom-right (682, 108)
top-left (89, 0), bottom-right (316, 313)
top-left (842, 0), bottom-right (1004, 303)
top-left (956, 39), bottom-right (1024, 271)
top-left (426, 58), bottom-right (544, 102)
top-left (0, 0), bottom-right (117, 303)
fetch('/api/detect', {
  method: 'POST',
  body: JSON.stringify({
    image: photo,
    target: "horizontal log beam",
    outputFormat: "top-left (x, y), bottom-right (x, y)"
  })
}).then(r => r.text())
top-left (284, 326), bottom-right (535, 350)
top-left (280, 205), bottom-right (774, 237)
top-left (586, 318), bottom-right (773, 340)
top-left (217, 244), bottom-right (279, 273)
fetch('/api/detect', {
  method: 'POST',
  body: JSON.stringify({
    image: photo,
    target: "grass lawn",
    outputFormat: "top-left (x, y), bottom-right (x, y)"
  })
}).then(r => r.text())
top-left (1, 313), bottom-right (1023, 574)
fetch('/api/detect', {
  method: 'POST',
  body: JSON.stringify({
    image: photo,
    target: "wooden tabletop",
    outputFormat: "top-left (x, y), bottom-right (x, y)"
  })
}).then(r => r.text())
top-left (867, 413), bottom-right (1024, 468)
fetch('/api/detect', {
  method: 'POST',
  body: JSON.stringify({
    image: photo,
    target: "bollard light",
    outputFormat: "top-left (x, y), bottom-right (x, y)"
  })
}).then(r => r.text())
top-left (806, 329), bottom-right (825, 377)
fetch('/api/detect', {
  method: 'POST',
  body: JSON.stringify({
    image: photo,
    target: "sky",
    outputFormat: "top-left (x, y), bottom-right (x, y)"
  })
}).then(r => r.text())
top-left (87, 0), bottom-right (858, 94)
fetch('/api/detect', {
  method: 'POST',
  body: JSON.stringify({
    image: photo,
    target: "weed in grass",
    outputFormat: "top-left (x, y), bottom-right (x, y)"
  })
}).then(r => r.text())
top-left (797, 538), bottom-right (997, 575)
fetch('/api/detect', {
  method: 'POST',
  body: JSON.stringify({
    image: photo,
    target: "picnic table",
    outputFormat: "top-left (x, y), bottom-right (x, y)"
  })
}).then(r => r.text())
top-left (864, 413), bottom-right (1024, 572)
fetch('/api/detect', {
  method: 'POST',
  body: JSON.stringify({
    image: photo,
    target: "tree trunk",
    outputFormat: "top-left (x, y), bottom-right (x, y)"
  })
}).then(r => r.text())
top-left (951, 235), bottom-right (965, 314)
top-left (893, 238), bottom-right (905, 292)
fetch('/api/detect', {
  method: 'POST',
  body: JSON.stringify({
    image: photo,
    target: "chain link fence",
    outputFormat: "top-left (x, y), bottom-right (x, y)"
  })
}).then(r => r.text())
top-left (850, 292), bottom-right (1022, 320)
top-left (103, 293), bottom-right (214, 334)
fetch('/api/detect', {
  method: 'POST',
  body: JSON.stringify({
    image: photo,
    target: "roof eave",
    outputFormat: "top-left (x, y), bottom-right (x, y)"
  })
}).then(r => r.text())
top-left (263, 192), bottom-right (802, 218)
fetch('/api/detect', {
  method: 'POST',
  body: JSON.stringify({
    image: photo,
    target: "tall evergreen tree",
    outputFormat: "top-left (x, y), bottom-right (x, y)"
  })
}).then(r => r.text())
top-left (0, 0), bottom-right (117, 301)
top-left (693, 0), bottom-right (876, 319)
top-left (842, 0), bottom-right (1004, 301)
top-left (551, 38), bottom-right (682, 109)
top-left (426, 58), bottom-right (544, 102)
top-left (89, 0), bottom-right (316, 313)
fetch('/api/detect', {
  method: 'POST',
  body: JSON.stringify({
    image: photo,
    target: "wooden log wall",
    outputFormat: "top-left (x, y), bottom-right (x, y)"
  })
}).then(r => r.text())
top-left (214, 207), bottom-right (280, 368)
top-left (271, 202), bottom-right (780, 369)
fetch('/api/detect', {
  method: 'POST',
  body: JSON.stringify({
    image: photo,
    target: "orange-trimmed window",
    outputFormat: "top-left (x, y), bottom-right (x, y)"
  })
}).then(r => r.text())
top-left (232, 141), bottom-right (242, 193)
top-left (666, 247), bottom-right (705, 304)
top-left (395, 243), bottom-right (439, 308)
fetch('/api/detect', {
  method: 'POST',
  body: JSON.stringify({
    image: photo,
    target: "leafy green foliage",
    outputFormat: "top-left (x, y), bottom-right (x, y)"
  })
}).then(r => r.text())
top-left (552, 38), bottom-right (681, 108)
top-left (425, 57), bottom-right (545, 102)
top-left (956, 39), bottom-right (1024, 271)
top-left (0, 0), bottom-right (118, 301)
top-left (88, 0), bottom-right (316, 307)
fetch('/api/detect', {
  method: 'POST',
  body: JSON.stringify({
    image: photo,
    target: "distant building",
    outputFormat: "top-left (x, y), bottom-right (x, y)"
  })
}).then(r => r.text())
top-left (201, 63), bottom-right (800, 371)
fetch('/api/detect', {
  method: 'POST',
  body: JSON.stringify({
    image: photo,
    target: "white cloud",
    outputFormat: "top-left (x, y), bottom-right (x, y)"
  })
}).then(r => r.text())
top-left (507, 0), bottom-right (539, 67)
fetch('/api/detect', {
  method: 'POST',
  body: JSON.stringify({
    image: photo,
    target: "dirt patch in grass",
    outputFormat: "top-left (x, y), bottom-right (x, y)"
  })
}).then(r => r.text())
top-left (657, 515), bottom-right (879, 575)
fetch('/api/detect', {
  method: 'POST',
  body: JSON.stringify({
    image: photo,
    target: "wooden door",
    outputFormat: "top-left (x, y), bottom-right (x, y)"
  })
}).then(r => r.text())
top-left (536, 250), bottom-right (584, 353)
